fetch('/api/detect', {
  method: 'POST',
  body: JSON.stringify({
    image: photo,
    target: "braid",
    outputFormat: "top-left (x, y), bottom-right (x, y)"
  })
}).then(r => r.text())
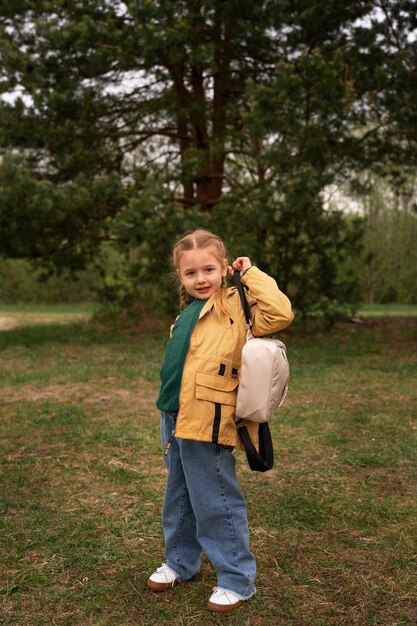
top-left (179, 284), bottom-right (188, 311)
top-left (213, 280), bottom-right (229, 317)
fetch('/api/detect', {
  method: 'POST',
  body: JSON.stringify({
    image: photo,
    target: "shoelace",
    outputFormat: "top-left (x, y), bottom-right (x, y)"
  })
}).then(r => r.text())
top-left (155, 564), bottom-right (177, 579)
top-left (211, 587), bottom-right (241, 602)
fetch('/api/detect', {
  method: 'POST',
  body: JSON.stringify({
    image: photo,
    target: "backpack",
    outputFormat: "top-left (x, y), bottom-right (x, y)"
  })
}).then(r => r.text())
top-left (236, 330), bottom-right (289, 423)
top-left (233, 270), bottom-right (290, 472)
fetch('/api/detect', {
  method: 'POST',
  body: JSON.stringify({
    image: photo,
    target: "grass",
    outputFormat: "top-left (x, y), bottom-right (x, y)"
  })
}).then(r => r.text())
top-left (358, 303), bottom-right (417, 317)
top-left (0, 303), bottom-right (98, 314)
top-left (0, 310), bottom-right (416, 625)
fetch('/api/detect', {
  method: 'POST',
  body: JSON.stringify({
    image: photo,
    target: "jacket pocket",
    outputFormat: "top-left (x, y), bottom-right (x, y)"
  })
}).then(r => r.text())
top-left (195, 372), bottom-right (239, 406)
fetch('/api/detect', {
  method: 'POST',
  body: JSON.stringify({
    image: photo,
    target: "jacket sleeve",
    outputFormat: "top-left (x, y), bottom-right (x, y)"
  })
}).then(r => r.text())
top-left (240, 266), bottom-right (294, 336)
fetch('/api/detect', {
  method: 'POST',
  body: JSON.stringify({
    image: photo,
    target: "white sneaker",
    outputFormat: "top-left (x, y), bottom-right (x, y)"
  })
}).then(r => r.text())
top-left (147, 563), bottom-right (180, 591)
top-left (206, 587), bottom-right (243, 612)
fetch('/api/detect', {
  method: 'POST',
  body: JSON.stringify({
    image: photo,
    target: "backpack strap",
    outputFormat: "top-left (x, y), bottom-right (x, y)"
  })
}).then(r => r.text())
top-left (235, 419), bottom-right (274, 472)
top-left (233, 268), bottom-right (275, 472)
top-left (233, 270), bottom-right (251, 326)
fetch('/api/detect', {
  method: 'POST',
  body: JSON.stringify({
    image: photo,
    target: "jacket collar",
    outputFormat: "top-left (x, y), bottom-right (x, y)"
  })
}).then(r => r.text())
top-left (198, 295), bottom-right (215, 319)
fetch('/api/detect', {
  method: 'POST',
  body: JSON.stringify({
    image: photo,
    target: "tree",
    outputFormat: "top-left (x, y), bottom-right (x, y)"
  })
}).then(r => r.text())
top-left (1, 1), bottom-right (416, 312)
top-left (352, 172), bottom-right (417, 304)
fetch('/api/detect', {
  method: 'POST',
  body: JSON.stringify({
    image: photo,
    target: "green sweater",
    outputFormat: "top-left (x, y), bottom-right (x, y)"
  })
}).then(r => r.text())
top-left (156, 298), bottom-right (205, 412)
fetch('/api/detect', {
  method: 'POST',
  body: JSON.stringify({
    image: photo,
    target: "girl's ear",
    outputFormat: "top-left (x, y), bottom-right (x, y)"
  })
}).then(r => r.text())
top-left (222, 259), bottom-right (228, 276)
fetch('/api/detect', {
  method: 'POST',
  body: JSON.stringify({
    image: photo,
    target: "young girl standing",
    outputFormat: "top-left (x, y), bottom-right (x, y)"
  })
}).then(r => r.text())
top-left (147, 229), bottom-right (293, 612)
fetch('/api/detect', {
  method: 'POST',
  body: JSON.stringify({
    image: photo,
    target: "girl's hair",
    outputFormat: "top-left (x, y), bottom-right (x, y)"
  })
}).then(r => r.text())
top-left (173, 229), bottom-right (229, 316)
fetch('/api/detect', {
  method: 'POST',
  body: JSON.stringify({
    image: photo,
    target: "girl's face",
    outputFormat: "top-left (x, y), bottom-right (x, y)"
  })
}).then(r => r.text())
top-left (178, 246), bottom-right (227, 300)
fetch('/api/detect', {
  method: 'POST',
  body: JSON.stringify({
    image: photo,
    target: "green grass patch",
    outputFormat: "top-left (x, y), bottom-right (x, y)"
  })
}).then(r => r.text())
top-left (358, 303), bottom-right (417, 317)
top-left (0, 313), bottom-right (416, 625)
top-left (0, 303), bottom-right (98, 314)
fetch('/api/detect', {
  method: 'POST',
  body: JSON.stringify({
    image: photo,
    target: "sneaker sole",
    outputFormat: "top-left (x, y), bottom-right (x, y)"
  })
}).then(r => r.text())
top-left (147, 578), bottom-right (179, 592)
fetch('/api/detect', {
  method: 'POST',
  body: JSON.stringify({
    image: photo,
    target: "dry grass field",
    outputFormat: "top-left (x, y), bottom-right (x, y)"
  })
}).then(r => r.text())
top-left (0, 309), bottom-right (416, 625)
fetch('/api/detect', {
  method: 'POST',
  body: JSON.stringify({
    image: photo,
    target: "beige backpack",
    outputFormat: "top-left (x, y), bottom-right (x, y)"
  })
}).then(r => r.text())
top-left (234, 271), bottom-right (290, 423)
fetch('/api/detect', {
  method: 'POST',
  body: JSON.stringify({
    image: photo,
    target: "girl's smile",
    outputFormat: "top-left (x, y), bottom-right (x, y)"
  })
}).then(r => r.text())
top-left (178, 247), bottom-right (227, 300)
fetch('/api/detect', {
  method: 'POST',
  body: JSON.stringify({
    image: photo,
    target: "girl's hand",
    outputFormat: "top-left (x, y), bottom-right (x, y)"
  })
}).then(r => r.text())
top-left (227, 257), bottom-right (252, 276)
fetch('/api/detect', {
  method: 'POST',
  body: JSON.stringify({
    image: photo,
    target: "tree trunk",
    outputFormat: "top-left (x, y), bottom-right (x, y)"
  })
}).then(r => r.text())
top-left (169, 62), bottom-right (195, 206)
top-left (168, 5), bottom-right (231, 211)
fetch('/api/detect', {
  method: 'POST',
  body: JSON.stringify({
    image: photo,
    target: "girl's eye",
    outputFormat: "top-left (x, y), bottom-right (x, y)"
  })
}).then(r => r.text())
top-left (206, 268), bottom-right (214, 273)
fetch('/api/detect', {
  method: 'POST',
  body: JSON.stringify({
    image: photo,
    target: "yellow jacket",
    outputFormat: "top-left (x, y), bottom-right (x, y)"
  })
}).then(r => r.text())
top-left (174, 266), bottom-right (294, 450)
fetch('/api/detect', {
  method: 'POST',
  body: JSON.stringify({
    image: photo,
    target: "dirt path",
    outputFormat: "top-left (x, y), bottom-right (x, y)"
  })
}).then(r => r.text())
top-left (0, 312), bottom-right (92, 330)
top-left (0, 317), bottom-right (18, 331)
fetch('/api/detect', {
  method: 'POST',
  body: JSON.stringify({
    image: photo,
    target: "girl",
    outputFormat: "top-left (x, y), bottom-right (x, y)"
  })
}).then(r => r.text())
top-left (147, 229), bottom-right (293, 613)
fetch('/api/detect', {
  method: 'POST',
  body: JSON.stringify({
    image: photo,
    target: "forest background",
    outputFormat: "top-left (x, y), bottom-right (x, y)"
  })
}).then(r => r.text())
top-left (0, 1), bottom-right (417, 317)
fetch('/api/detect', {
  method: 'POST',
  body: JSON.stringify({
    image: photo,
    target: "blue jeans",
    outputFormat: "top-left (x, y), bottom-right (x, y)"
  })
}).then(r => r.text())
top-left (160, 411), bottom-right (256, 599)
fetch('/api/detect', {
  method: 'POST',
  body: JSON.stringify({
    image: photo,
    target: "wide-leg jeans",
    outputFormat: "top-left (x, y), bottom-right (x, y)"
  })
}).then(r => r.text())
top-left (160, 411), bottom-right (256, 600)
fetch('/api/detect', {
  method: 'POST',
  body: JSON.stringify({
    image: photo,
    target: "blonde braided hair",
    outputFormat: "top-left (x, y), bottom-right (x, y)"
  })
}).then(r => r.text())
top-left (179, 284), bottom-right (189, 312)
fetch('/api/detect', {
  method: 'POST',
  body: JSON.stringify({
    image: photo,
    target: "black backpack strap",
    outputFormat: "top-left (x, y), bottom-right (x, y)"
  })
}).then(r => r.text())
top-left (236, 420), bottom-right (274, 472)
top-left (233, 270), bottom-right (251, 326)
top-left (234, 269), bottom-right (274, 473)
